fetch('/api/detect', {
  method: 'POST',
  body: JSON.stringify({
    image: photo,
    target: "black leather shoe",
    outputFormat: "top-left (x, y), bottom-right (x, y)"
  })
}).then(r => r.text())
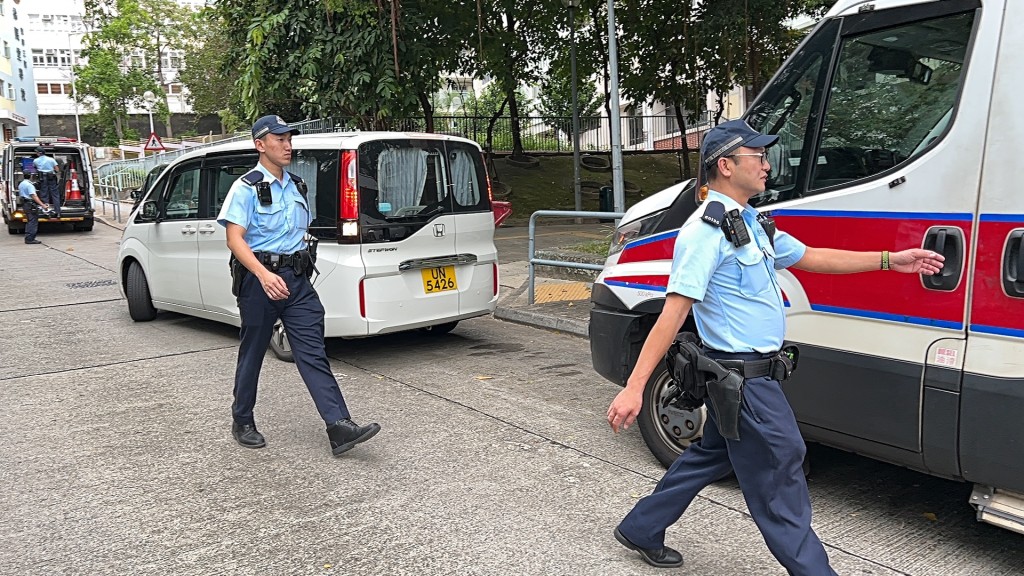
top-left (25, 240), bottom-right (41, 244)
top-left (614, 526), bottom-right (684, 568)
top-left (232, 423), bottom-right (266, 448)
top-left (326, 418), bottom-right (380, 456)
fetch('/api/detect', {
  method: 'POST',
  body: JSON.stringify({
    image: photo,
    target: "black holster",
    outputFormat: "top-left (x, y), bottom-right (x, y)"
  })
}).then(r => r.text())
top-left (663, 333), bottom-right (745, 441)
top-left (229, 255), bottom-right (247, 297)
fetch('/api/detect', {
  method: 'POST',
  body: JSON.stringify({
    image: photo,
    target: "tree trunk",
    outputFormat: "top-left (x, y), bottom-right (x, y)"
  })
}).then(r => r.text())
top-left (505, 84), bottom-right (525, 159)
top-left (673, 103), bottom-right (692, 179)
top-left (418, 91), bottom-right (435, 133)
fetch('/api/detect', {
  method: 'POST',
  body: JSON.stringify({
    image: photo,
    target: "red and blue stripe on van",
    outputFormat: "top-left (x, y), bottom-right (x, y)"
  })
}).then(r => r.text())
top-left (602, 210), bottom-right (1023, 338)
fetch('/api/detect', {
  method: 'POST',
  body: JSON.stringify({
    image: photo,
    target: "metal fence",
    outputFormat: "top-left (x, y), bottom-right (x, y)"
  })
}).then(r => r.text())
top-left (95, 113), bottom-right (712, 194)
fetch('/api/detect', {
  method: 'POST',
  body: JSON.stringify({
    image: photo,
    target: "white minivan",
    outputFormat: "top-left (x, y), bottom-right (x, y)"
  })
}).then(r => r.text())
top-left (117, 132), bottom-right (499, 358)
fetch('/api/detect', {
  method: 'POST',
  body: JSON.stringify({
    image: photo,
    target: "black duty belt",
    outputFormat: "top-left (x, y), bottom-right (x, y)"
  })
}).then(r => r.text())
top-left (717, 358), bottom-right (773, 379)
top-left (706, 350), bottom-right (790, 380)
top-left (254, 251), bottom-right (309, 272)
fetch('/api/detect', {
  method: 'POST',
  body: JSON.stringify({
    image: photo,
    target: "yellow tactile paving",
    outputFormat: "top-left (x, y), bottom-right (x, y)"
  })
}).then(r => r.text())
top-left (533, 282), bottom-right (592, 303)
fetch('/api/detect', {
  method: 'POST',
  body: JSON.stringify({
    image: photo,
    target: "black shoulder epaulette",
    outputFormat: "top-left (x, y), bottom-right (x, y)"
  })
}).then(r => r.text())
top-left (287, 171), bottom-right (308, 200)
top-left (241, 170), bottom-right (263, 186)
top-left (700, 201), bottom-right (726, 228)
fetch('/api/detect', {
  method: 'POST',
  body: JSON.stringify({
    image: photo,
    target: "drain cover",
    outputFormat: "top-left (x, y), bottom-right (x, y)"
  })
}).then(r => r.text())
top-left (66, 279), bottom-right (117, 289)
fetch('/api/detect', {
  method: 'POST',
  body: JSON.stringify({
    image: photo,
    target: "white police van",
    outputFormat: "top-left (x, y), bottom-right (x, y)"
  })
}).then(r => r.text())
top-left (590, 0), bottom-right (1024, 534)
top-left (1, 137), bottom-right (95, 233)
top-left (117, 132), bottom-right (499, 357)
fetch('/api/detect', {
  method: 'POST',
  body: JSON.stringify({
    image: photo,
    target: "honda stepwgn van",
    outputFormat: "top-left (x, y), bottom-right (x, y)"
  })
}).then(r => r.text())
top-left (117, 132), bottom-right (500, 357)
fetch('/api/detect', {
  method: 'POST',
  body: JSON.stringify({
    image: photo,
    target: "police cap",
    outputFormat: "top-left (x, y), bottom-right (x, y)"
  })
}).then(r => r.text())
top-left (701, 119), bottom-right (778, 168)
top-left (252, 115), bottom-right (301, 139)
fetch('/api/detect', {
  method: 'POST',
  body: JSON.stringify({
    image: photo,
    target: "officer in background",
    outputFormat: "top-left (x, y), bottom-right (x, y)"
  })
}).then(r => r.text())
top-left (18, 173), bottom-right (48, 245)
top-left (217, 115), bottom-right (380, 456)
top-left (32, 147), bottom-right (60, 218)
top-left (606, 119), bottom-right (945, 573)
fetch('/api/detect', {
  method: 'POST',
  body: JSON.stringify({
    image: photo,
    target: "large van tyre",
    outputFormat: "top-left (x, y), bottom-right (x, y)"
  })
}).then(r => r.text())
top-left (269, 321), bottom-right (295, 363)
top-left (637, 363), bottom-right (706, 468)
top-left (126, 262), bottom-right (158, 321)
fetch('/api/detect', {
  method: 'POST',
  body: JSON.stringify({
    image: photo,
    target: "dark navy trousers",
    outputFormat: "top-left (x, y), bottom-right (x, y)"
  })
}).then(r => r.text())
top-left (619, 366), bottom-right (837, 576)
top-left (38, 174), bottom-right (60, 216)
top-left (23, 205), bottom-right (38, 241)
top-left (233, 266), bottom-right (350, 426)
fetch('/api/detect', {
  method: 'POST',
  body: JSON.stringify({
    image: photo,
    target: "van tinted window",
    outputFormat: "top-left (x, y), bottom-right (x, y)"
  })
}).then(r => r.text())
top-left (356, 139), bottom-right (489, 244)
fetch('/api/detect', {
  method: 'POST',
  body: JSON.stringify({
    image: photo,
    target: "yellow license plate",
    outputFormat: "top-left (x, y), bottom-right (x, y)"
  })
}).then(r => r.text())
top-left (421, 266), bottom-right (458, 294)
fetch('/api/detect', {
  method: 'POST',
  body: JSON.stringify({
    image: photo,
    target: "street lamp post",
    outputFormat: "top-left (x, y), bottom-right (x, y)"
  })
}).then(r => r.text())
top-left (562, 0), bottom-right (582, 214)
top-left (143, 90), bottom-right (156, 158)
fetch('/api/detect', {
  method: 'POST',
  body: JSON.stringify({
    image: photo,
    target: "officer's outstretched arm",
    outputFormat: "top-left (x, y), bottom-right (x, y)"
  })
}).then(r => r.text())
top-left (225, 223), bottom-right (290, 300)
top-left (608, 293), bottom-right (694, 433)
top-left (794, 246), bottom-right (943, 275)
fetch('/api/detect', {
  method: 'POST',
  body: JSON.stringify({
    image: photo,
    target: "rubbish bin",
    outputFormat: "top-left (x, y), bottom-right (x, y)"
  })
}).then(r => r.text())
top-left (599, 186), bottom-right (614, 222)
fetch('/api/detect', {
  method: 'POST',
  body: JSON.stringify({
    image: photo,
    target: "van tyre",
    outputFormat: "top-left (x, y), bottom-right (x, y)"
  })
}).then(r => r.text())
top-left (419, 321), bottom-right (458, 335)
top-left (269, 321), bottom-right (295, 363)
top-left (637, 363), bottom-right (706, 468)
top-left (126, 262), bottom-right (158, 321)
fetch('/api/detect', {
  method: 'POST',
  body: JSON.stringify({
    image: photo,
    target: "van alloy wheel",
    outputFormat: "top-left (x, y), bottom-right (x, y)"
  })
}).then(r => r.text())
top-left (269, 321), bottom-right (294, 363)
top-left (637, 363), bottom-right (706, 468)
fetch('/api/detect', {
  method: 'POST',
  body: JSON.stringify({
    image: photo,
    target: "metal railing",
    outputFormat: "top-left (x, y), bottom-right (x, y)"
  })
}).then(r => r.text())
top-left (528, 210), bottom-right (624, 304)
top-left (92, 183), bottom-right (122, 223)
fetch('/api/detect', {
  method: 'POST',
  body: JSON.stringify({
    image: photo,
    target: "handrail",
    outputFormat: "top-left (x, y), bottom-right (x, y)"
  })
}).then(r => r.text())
top-left (92, 183), bottom-right (122, 223)
top-left (528, 209), bottom-right (624, 304)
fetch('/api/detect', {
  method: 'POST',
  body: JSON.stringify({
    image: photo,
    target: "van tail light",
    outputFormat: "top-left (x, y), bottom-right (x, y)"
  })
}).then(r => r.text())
top-left (359, 278), bottom-right (366, 318)
top-left (339, 150), bottom-right (360, 242)
top-left (493, 262), bottom-right (499, 297)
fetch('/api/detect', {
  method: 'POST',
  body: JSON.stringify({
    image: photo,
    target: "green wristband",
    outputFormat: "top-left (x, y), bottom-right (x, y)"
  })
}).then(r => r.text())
top-left (881, 250), bottom-right (890, 271)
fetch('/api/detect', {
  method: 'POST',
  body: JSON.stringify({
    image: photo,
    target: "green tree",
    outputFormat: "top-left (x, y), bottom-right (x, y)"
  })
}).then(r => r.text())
top-left (177, 8), bottom-right (243, 134)
top-left (536, 54), bottom-right (602, 142)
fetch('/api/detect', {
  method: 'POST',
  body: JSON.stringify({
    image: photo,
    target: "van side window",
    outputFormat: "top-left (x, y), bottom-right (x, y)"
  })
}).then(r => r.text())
top-left (378, 147), bottom-right (430, 214)
top-left (162, 162), bottom-right (201, 220)
top-left (747, 7), bottom-right (976, 207)
top-left (449, 148), bottom-right (481, 206)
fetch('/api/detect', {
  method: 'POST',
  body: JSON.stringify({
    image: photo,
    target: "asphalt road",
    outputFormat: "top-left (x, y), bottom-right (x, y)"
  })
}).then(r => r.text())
top-left (0, 222), bottom-right (1020, 576)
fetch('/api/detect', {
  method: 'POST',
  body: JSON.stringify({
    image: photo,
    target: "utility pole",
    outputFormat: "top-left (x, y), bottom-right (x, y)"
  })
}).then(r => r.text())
top-left (606, 0), bottom-right (625, 212)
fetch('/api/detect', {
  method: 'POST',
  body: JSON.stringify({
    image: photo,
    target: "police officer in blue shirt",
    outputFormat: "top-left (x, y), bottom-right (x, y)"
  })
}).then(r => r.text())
top-left (32, 147), bottom-right (60, 218)
top-left (217, 115), bottom-right (380, 456)
top-left (607, 119), bottom-right (945, 573)
top-left (18, 173), bottom-right (48, 244)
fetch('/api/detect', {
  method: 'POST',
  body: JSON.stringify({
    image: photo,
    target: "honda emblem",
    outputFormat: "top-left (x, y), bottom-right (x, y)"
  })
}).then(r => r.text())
top-left (433, 223), bottom-right (445, 237)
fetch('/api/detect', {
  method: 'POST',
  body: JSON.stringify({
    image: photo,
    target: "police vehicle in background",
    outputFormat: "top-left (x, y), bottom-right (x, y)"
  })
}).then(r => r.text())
top-left (1, 137), bottom-right (95, 234)
top-left (589, 0), bottom-right (1024, 534)
top-left (117, 132), bottom-right (499, 360)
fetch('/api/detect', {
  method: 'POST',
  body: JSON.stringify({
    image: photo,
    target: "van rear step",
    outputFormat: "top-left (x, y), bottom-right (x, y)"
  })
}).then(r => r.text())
top-left (971, 486), bottom-right (1024, 535)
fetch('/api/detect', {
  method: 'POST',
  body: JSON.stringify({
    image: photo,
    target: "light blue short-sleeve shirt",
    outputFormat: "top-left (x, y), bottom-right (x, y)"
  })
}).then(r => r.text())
top-left (666, 190), bottom-right (806, 353)
top-left (33, 155), bottom-right (58, 173)
top-left (18, 179), bottom-right (36, 200)
top-left (216, 162), bottom-right (311, 254)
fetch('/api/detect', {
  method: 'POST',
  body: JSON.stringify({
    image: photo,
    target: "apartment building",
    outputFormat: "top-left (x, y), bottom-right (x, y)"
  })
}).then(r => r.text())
top-left (24, 0), bottom-right (205, 141)
top-left (0, 0), bottom-right (40, 141)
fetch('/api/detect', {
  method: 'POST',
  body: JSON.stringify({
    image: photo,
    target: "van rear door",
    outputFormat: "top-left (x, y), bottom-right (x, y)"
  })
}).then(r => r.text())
top-left (356, 138), bottom-right (460, 333)
top-left (443, 141), bottom-right (498, 315)
top-left (959, 0), bottom-right (1024, 495)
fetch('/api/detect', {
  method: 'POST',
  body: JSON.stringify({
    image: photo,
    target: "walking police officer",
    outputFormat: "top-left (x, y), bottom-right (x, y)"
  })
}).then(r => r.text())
top-left (32, 147), bottom-right (60, 218)
top-left (607, 119), bottom-right (945, 573)
top-left (217, 115), bottom-right (380, 456)
top-left (18, 173), bottom-right (48, 245)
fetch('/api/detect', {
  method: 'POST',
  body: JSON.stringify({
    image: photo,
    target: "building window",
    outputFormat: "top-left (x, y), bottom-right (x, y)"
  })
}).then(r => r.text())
top-left (18, 69), bottom-right (23, 80)
top-left (37, 83), bottom-right (48, 94)
top-left (3, 42), bottom-right (9, 59)
top-left (21, 89), bottom-right (26, 101)
top-left (8, 84), bottom-right (14, 100)
top-left (64, 84), bottom-right (73, 95)
top-left (49, 83), bottom-right (62, 94)
top-left (165, 83), bottom-right (182, 95)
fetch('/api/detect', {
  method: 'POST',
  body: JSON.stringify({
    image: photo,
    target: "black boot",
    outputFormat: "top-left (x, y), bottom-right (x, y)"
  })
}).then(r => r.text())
top-left (232, 423), bottom-right (266, 449)
top-left (326, 418), bottom-right (380, 456)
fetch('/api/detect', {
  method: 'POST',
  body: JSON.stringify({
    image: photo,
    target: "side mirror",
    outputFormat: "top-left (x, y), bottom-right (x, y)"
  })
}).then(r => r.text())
top-left (139, 199), bottom-right (159, 221)
top-left (129, 189), bottom-right (141, 200)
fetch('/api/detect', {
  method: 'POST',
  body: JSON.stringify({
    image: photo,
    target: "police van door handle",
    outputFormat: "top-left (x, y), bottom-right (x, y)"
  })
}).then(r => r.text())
top-left (1003, 230), bottom-right (1024, 298)
top-left (922, 227), bottom-right (963, 291)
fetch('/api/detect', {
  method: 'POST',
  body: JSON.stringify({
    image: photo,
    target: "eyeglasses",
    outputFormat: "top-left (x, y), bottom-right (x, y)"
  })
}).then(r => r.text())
top-left (726, 153), bottom-right (769, 165)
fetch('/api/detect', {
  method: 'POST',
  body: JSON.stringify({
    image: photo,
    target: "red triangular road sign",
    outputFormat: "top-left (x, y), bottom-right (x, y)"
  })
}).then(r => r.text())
top-left (144, 131), bottom-right (165, 151)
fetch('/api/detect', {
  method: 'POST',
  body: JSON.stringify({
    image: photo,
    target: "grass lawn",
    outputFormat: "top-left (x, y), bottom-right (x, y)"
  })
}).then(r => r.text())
top-left (492, 152), bottom-right (698, 225)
